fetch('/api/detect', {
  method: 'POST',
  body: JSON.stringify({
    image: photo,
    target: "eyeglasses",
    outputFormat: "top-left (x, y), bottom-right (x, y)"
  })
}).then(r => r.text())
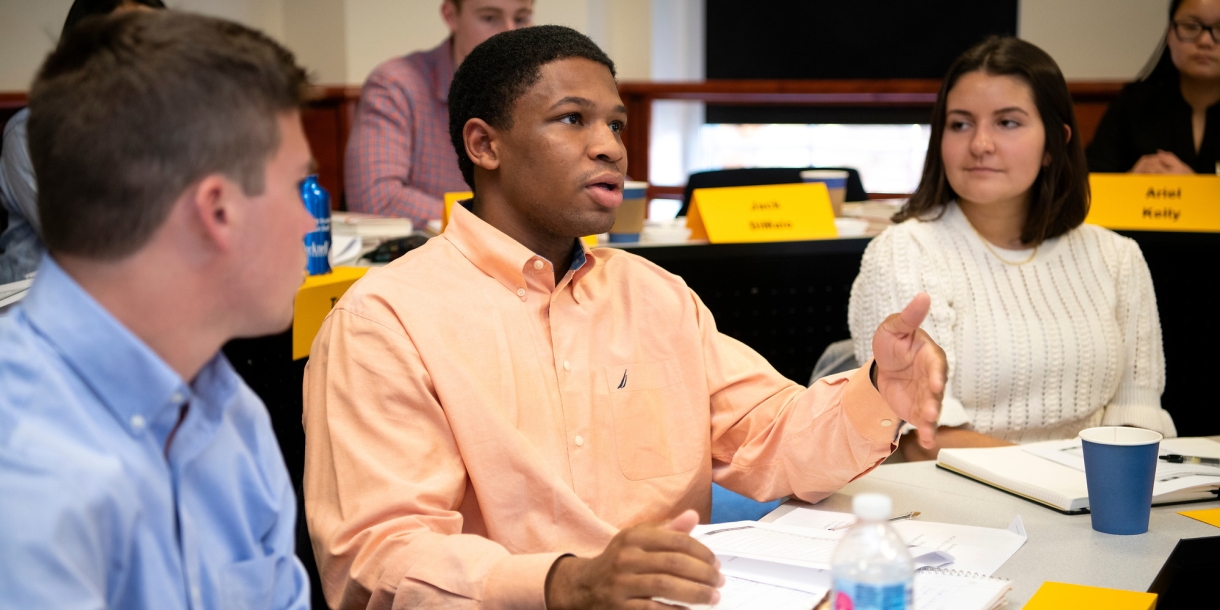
top-left (1172, 20), bottom-right (1220, 43)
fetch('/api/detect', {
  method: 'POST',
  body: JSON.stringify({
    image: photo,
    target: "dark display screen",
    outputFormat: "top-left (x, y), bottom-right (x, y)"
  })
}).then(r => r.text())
top-left (706, 0), bottom-right (1019, 80)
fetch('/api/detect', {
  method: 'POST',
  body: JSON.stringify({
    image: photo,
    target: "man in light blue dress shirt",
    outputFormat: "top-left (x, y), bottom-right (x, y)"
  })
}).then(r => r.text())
top-left (0, 11), bottom-right (317, 609)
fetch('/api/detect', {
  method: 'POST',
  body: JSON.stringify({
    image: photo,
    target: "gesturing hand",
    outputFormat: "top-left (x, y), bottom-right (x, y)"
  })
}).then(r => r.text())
top-left (544, 510), bottom-right (724, 609)
top-left (872, 293), bottom-right (948, 449)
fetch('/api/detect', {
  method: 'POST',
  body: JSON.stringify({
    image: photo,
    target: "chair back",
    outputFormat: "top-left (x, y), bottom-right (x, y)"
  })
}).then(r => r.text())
top-left (678, 167), bottom-right (867, 217)
top-left (1119, 231), bottom-right (1220, 435)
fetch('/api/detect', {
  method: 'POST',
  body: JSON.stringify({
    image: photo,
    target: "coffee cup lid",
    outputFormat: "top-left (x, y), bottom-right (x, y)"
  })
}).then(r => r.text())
top-left (800, 170), bottom-right (849, 179)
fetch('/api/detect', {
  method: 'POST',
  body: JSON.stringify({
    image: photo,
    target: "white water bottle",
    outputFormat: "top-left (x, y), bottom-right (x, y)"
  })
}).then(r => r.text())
top-left (831, 494), bottom-right (914, 610)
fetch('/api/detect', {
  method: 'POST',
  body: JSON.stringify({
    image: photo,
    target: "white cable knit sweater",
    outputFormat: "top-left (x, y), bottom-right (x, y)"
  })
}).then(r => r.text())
top-left (848, 202), bottom-right (1175, 443)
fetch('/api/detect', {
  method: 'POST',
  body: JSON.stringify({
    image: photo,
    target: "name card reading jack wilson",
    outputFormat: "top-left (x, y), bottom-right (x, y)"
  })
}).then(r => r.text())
top-left (293, 266), bottom-right (371, 360)
top-left (686, 183), bottom-right (838, 243)
top-left (1086, 173), bottom-right (1220, 233)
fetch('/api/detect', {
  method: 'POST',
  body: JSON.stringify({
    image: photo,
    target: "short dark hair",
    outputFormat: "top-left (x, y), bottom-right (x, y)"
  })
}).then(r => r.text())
top-left (61, 0), bottom-right (166, 38)
top-left (448, 24), bottom-right (616, 189)
top-left (896, 36), bottom-right (1089, 245)
top-left (29, 11), bottom-right (310, 259)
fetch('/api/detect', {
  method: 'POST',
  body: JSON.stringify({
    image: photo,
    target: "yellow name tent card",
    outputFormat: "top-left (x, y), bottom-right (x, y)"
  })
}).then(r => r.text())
top-left (1178, 507), bottom-right (1220, 528)
top-left (1022, 582), bottom-right (1157, 610)
top-left (686, 183), bottom-right (838, 243)
top-left (1087, 173), bottom-right (1220, 232)
top-left (292, 266), bottom-right (370, 359)
top-left (442, 191), bottom-right (474, 231)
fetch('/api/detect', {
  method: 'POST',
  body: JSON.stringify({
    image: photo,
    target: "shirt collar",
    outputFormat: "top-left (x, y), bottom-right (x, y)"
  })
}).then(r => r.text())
top-left (443, 201), bottom-right (595, 297)
top-left (432, 38), bottom-right (456, 104)
top-left (20, 256), bottom-right (234, 441)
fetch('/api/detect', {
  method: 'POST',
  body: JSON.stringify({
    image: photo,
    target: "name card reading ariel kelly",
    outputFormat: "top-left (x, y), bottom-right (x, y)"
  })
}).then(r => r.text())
top-left (686, 183), bottom-right (838, 243)
top-left (1086, 173), bottom-right (1220, 232)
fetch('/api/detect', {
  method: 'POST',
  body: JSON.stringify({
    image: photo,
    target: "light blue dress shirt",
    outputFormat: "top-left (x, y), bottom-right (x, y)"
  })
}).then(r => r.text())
top-left (0, 108), bottom-right (44, 284)
top-left (0, 257), bottom-right (309, 609)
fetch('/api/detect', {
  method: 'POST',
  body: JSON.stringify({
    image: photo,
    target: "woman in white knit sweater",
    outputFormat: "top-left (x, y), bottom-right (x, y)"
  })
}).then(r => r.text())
top-left (849, 37), bottom-right (1175, 460)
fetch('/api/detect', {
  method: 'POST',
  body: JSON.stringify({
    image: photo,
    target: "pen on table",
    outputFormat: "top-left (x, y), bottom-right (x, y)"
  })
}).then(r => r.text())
top-left (1159, 454), bottom-right (1220, 466)
top-left (828, 511), bottom-right (921, 531)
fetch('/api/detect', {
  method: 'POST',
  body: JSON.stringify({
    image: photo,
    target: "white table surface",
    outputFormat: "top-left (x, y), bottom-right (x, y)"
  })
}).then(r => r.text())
top-left (761, 450), bottom-right (1220, 607)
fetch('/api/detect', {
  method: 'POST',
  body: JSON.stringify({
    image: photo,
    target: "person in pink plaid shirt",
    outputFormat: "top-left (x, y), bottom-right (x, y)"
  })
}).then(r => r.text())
top-left (345, 0), bottom-right (534, 226)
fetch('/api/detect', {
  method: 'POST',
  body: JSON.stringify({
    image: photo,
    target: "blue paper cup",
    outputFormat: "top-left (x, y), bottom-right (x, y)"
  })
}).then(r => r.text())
top-left (1080, 426), bottom-right (1162, 535)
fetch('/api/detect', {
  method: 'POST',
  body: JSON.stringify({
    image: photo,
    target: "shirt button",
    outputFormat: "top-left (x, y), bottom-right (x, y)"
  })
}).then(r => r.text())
top-left (880, 419), bottom-right (893, 427)
top-left (516, 288), bottom-right (526, 297)
top-left (170, 392), bottom-right (184, 404)
top-left (130, 415), bottom-right (146, 431)
top-left (563, 360), bottom-right (571, 371)
top-left (574, 435), bottom-right (585, 447)
top-left (191, 585), bottom-right (202, 605)
top-left (533, 260), bottom-right (544, 270)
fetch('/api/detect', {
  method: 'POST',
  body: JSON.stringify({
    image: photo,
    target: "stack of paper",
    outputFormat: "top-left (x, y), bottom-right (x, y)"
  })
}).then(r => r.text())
top-left (331, 212), bottom-right (414, 239)
top-left (0, 277), bottom-right (33, 313)
top-left (331, 212), bottom-right (415, 263)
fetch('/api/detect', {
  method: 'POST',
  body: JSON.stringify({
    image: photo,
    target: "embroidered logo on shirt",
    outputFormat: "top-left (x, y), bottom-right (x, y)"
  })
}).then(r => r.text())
top-left (617, 370), bottom-right (628, 389)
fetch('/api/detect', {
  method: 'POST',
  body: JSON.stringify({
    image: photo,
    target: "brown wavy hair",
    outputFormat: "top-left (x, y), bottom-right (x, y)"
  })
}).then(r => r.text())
top-left (894, 36), bottom-right (1089, 245)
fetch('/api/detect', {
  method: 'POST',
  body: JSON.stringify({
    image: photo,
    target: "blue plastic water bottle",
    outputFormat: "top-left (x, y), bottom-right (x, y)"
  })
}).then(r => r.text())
top-left (301, 175), bottom-right (332, 275)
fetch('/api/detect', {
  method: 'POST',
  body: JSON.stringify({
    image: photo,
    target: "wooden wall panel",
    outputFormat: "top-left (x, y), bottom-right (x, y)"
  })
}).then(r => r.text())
top-left (0, 81), bottom-right (1123, 205)
top-left (301, 87), bottom-right (361, 210)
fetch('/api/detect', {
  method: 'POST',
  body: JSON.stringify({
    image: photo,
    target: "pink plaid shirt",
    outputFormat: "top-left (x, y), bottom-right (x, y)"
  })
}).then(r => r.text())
top-left (345, 39), bottom-right (468, 226)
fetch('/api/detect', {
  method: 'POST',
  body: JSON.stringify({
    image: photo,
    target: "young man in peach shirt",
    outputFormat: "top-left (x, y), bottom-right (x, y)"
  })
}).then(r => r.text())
top-left (304, 25), bottom-right (947, 610)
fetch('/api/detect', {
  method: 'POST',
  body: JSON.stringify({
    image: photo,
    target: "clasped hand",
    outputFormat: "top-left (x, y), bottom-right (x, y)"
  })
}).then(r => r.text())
top-left (1131, 150), bottom-right (1193, 174)
top-left (871, 292), bottom-right (948, 449)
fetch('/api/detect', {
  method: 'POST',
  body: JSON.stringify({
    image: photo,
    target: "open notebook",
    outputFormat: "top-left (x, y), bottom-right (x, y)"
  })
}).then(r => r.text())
top-left (679, 521), bottom-right (1013, 610)
top-left (938, 436), bottom-right (1220, 514)
top-left (677, 567), bottom-right (1010, 610)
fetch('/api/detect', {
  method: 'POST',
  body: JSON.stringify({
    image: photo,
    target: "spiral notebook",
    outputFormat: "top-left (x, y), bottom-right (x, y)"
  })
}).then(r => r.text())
top-left (914, 568), bottom-right (1011, 610)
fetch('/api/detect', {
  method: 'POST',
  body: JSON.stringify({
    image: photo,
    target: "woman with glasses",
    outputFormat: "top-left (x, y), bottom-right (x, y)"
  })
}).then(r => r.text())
top-left (848, 37), bottom-right (1175, 461)
top-left (1086, 0), bottom-right (1220, 174)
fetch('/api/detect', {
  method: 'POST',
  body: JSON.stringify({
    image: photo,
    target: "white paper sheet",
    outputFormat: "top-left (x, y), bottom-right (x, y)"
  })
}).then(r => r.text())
top-left (694, 522), bottom-right (839, 568)
top-left (693, 521), bottom-right (954, 572)
top-left (717, 556), bottom-right (830, 595)
top-left (770, 508), bottom-right (1027, 576)
top-left (1023, 437), bottom-right (1220, 496)
top-left (328, 233), bottom-right (362, 266)
top-left (668, 575), bottom-right (824, 610)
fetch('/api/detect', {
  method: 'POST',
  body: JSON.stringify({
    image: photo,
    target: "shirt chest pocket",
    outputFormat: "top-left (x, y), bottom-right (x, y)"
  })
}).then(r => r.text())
top-left (605, 359), bottom-right (704, 480)
top-left (219, 555), bottom-right (278, 610)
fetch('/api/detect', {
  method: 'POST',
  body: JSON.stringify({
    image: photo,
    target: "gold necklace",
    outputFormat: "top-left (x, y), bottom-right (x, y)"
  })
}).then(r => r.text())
top-left (967, 220), bottom-right (1038, 266)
